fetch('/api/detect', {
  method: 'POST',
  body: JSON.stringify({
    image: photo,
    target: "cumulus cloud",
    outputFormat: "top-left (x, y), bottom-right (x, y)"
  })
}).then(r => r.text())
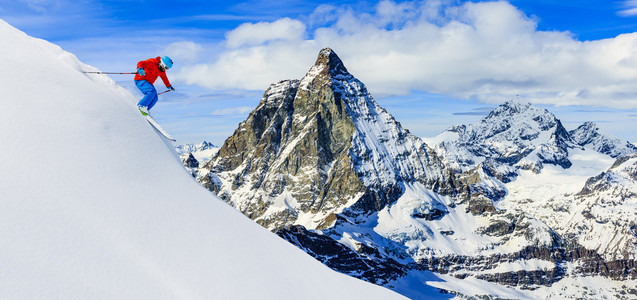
top-left (175, 0), bottom-right (637, 108)
top-left (162, 41), bottom-right (204, 63)
top-left (226, 17), bottom-right (306, 48)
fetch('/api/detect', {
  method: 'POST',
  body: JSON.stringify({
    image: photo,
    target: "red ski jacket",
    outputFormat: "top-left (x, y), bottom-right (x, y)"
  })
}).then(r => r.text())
top-left (134, 57), bottom-right (172, 87)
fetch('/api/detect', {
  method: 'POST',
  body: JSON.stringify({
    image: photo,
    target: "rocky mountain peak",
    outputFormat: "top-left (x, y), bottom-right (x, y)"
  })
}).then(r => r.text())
top-left (314, 48), bottom-right (349, 75)
top-left (570, 121), bottom-right (637, 158)
top-left (429, 100), bottom-right (577, 175)
top-left (182, 49), bottom-right (637, 296)
top-left (489, 99), bottom-right (532, 116)
top-left (200, 48), bottom-right (457, 230)
top-left (300, 48), bottom-right (353, 91)
top-left (484, 100), bottom-right (554, 127)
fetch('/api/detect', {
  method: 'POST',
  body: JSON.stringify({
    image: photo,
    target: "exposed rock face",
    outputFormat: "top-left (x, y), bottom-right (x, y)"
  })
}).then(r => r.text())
top-left (182, 153), bottom-right (199, 169)
top-left (420, 245), bottom-right (637, 289)
top-left (180, 153), bottom-right (199, 177)
top-left (276, 225), bottom-right (407, 285)
top-left (200, 48), bottom-right (459, 230)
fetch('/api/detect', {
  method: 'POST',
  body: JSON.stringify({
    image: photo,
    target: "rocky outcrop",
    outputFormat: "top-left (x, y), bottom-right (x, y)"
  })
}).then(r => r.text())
top-left (276, 225), bottom-right (408, 285)
top-left (420, 246), bottom-right (637, 289)
top-left (180, 153), bottom-right (199, 177)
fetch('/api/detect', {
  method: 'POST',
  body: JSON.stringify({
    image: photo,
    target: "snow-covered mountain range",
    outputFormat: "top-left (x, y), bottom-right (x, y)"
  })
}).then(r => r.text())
top-left (175, 140), bottom-right (217, 156)
top-left (176, 141), bottom-right (219, 177)
top-left (0, 19), bottom-right (403, 299)
top-left (191, 48), bottom-right (637, 298)
top-left (426, 100), bottom-right (637, 263)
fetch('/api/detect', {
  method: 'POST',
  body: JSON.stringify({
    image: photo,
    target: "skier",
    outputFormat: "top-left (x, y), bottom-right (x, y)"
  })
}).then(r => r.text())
top-left (134, 56), bottom-right (174, 116)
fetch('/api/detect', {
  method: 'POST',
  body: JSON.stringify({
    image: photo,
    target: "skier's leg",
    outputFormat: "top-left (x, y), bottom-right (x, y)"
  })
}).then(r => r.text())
top-left (135, 80), bottom-right (157, 108)
top-left (147, 92), bottom-right (159, 110)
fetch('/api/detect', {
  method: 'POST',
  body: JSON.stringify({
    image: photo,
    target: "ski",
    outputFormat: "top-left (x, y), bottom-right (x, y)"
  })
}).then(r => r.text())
top-left (145, 115), bottom-right (176, 142)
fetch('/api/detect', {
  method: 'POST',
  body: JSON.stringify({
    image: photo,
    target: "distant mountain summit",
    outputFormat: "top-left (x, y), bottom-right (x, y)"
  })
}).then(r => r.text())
top-left (570, 121), bottom-right (637, 158)
top-left (175, 141), bottom-right (216, 155)
top-left (430, 100), bottom-right (578, 175)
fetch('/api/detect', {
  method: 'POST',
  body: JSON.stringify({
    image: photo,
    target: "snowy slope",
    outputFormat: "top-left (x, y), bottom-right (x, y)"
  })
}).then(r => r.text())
top-left (0, 19), bottom-right (403, 299)
top-left (505, 153), bottom-right (637, 261)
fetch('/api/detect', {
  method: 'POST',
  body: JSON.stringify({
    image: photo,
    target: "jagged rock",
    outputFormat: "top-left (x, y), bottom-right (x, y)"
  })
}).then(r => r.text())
top-left (180, 153), bottom-right (199, 177)
top-left (181, 153), bottom-right (199, 168)
top-left (468, 196), bottom-right (497, 215)
top-left (275, 225), bottom-right (407, 285)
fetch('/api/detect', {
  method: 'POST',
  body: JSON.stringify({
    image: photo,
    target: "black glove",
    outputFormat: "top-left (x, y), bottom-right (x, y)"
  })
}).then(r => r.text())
top-left (168, 86), bottom-right (175, 91)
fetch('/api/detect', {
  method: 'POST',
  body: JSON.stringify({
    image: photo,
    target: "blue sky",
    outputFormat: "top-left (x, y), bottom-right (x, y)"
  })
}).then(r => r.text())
top-left (2, 0), bottom-right (637, 145)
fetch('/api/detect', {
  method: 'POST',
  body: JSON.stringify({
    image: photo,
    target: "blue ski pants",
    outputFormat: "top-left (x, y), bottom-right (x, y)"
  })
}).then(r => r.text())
top-left (135, 80), bottom-right (158, 110)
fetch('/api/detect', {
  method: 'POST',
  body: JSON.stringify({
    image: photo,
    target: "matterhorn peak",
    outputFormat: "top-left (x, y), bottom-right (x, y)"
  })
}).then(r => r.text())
top-left (314, 48), bottom-right (349, 75)
top-left (300, 48), bottom-right (353, 90)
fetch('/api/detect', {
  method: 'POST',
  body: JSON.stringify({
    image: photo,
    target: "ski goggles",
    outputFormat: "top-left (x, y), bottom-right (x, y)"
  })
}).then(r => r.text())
top-left (160, 61), bottom-right (171, 70)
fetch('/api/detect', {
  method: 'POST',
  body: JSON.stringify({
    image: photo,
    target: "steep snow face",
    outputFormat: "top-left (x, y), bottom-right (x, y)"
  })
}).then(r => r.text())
top-left (329, 58), bottom-right (453, 196)
top-left (0, 20), bottom-right (403, 299)
top-left (570, 121), bottom-right (637, 158)
top-left (571, 154), bottom-right (637, 260)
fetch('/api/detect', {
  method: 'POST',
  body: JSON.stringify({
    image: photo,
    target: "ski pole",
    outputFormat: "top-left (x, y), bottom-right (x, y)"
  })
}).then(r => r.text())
top-left (158, 89), bottom-right (173, 95)
top-left (83, 71), bottom-right (138, 74)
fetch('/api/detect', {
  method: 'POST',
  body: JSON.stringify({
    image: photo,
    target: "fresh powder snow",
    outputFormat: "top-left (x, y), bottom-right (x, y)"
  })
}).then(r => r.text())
top-left (0, 19), bottom-right (404, 299)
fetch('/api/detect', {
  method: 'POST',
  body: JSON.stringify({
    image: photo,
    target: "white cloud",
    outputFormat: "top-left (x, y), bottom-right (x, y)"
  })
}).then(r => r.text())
top-left (162, 41), bottom-right (204, 63)
top-left (618, 0), bottom-right (637, 16)
top-left (176, 1), bottom-right (637, 108)
top-left (210, 106), bottom-right (254, 116)
top-left (225, 17), bottom-right (306, 48)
